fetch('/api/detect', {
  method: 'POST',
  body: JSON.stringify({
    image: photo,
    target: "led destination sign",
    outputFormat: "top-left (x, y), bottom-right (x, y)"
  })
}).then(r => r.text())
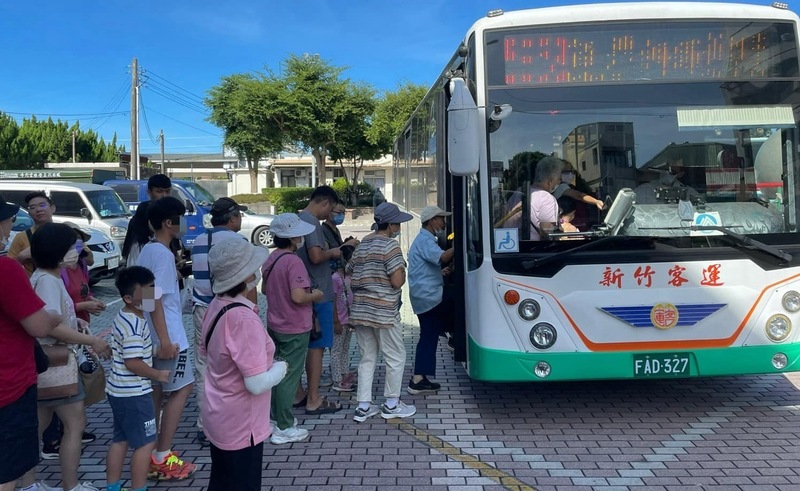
top-left (486, 22), bottom-right (798, 86)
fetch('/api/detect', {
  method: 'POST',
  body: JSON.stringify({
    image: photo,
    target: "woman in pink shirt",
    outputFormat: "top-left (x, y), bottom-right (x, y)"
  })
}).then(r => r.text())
top-left (201, 238), bottom-right (288, 491)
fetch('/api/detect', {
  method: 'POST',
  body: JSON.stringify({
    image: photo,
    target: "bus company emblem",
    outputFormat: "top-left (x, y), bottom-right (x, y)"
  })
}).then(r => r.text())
top-left (598, 303), bottom-right (726, 329)
top-left (650, 303), bottom-right (679, 330)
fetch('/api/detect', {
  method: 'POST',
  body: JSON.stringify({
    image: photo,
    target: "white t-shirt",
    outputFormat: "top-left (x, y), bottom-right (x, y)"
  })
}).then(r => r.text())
top-left (137, 241), bottom-right (189, 351)
top-left (30, 269), bottom-right (78, 346)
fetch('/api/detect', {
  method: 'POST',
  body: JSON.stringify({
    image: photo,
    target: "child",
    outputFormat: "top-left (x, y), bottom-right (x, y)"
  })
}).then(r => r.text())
top-left (557, 196), bottom-right (580, 233)
top-left (331, 264), bottom-right (356, 392)
top-left (105, 266), bottom-right (170, 491)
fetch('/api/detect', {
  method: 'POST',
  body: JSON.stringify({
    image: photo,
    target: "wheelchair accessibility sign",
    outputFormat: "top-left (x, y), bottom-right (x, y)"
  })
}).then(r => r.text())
top-left (494, 228), bottom-right (519, 253)
top-left (690, 211), bottom-right (723, 236)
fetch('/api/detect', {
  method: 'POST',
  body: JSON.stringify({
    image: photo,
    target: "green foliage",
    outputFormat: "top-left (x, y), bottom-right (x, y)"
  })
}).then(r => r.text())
top-left (331, 177), bottom-right (348, 202)
top-left (0, 112), bottom-right (124, 170)
top-left (262, 187), bottom-right (313, 213)
top-left (368, 82), bottom-right (428, 150)
top-left (229, 192), bottom-right (271, 205)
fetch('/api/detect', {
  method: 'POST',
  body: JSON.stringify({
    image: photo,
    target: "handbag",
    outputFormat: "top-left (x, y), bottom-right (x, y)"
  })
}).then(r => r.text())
top-left (310, 311), bottom-right (323, 342)
top-left (79, 346), bottom-right (106, 407)
top-left (34, 340), bottom-right (49, 374)
top-left (38, 344), bottom-right (79, 401)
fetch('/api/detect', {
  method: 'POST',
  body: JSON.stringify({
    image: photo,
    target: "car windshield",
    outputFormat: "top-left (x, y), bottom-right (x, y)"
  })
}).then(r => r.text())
top-left (182, 182), bottom-right (215, 206)
top-left (487, 81), bottom-right (800, 255)
top-left (85, 190), bottom-right (130, 218)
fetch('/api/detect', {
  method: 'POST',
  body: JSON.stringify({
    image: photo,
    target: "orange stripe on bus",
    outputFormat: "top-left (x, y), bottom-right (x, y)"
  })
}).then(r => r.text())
top-left (497, 272), bottom-right (800, 352)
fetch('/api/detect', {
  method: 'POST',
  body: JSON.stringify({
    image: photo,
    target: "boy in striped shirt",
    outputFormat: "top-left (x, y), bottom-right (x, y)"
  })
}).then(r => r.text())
top-left (105, 267), bottom-right (170, 491)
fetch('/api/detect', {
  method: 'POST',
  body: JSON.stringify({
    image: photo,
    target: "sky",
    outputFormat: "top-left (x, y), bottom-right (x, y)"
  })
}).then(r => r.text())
top-left (0, 0), bottom-right (722, 157)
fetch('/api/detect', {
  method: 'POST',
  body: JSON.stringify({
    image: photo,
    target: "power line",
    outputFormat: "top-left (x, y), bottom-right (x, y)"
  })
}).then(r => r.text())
top-left (145, 70), bottom-right (206, 104)
top-left (138, 92), bottom-right (161, 146)
top-left (87, 79), bottom-right (132, 132)
top-left (144, 82), bottom-right (208, 115)
top-left (142, 105), bottom-right (221, 137)
top-left (2, 110), bottom-right (129, 117)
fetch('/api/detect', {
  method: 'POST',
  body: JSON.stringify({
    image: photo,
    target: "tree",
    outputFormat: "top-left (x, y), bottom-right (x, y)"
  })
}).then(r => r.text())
top-left (206, 74), bottom-right (285, 193)
top-left (367, 82), bottom-right (428, 152)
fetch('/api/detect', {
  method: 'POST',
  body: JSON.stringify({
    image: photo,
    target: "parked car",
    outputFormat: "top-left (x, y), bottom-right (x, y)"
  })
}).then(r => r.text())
top-left (104, 179), bottom-right (276, 248)
top-left (3, 205), bottom-right (121, 284)
top-left (0, 180), bottom-right (131, 249)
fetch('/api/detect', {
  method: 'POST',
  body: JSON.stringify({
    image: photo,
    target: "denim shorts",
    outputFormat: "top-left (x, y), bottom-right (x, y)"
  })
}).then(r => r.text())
top-left (108, 393), bottom-right (157, 449)
top-left (308, 301), bottom-right (334, 350)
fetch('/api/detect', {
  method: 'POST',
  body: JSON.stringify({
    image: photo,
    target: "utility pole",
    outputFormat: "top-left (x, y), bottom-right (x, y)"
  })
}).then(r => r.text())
top-left (159, 129), bottom-right (165, 174)
top-left (71, 130), bottom-right (76, 163)
top-left (130, 57), bottom-right (140, 180)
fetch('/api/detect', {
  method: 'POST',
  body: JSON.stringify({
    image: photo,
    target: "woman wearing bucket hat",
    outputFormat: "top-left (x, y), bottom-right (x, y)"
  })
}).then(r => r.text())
top-left (201, 238), bottom-right (288, 490)
top-left (347, 202), bottom-right (417, 422)
top-left (260, 213), bottom-right (325, 444)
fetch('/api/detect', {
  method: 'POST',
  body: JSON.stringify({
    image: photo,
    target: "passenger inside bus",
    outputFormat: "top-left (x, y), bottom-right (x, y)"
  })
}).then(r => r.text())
top-left (499, 156), bottom-right (563, 240)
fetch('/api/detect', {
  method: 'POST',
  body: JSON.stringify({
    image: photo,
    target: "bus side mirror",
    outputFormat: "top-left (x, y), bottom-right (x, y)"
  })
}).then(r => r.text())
top-left (447, 77), bottom-right (479, 176)
top-left (80, 208), bottom-right (93, 222)
top-left (185, 199), bottom-right (195, 214)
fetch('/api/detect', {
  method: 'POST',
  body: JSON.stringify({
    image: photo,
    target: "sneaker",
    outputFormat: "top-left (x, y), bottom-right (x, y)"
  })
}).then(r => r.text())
top-left (447, 336), bottom-right (455, 352)
top-left (81, 431), bottom-right (96, 444)
top-left (320, 372), bottom-right (333, 387)
top-left (148, 452), bottom-right (197, 481)
top-left (407, 376), bottom-right (441, 395)
top-left (196, 430), bottom-right (209, 447)
top-left (353, 404), bottom-right (380, 422)
top-left (41, 440), bottom-right (60, 460)
top-left (71, 483), bottom-right (100, 491)
top-left (380, 401), bottom-right (416, 419)
top-left (24, 482), bottom-right (63, 491)
top-left (270, 425), bottom-right (309, 445)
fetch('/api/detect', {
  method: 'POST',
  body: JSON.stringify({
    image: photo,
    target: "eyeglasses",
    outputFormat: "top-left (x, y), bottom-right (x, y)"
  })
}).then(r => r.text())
top-left (27, 202), bottom-right (50, 211)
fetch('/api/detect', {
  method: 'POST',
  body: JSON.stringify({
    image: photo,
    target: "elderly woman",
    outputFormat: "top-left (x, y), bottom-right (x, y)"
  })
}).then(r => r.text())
top-left (22, 222), bottom-right (111, 491)
top-left (348, 202), bottom-right (416, 423)
top-left (201, 238), bottom-right (288, 491)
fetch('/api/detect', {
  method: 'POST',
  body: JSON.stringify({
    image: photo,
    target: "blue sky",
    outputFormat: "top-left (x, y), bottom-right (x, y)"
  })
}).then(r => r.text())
top-left (0, 0), bottom-right (696, 156)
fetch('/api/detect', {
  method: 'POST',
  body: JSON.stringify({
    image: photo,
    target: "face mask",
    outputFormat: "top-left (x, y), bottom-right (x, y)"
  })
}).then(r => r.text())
top-left (175, 216), bottom-right (187, 239)
top-left (296, 237), bottom-right (305, 249)
top-left (61, 248), bottom-right (80, 267)
top-left (562, 172), bottom-right (575, 184)
top-left (391, 226), bottom-right (401, 239)
top-left (75, 240), bottom-right (84, 255)
top-left (138, 299), bottom-right (157, 312)
top-left (332, 214), bottom-right (345, 226)
top-left (246, 269), bottom-right (261, 292)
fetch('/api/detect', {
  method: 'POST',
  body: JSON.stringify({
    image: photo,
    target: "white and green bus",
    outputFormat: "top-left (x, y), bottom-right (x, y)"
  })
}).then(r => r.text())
top-left (393, 2), bottom-right (800, 381)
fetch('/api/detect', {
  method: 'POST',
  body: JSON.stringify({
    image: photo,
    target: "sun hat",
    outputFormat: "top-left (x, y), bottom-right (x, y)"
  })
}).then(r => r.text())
top-left (270, 213), bottom-right (316, 238)
top-left (419, 205), bottom-right (452, 224)
top-left (372, 202), bottom-right (413, 230)
top-left (210, 197), bottom-right (247, 217)
top-left (0, 197), bottom-right (19, 222)
top-left (62, 221), bottom-right (91, 241)
top-left (208, 237), bottom-right (269, 294)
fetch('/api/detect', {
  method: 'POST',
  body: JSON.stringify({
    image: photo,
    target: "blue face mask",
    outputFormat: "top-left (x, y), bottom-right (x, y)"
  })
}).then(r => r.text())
top-left (332, 214), bottom-right (345, 226)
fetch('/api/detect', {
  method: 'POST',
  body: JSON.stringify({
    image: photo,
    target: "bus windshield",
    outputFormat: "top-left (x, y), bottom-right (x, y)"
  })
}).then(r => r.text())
top-left (487, 82), bottom-right (800, 257)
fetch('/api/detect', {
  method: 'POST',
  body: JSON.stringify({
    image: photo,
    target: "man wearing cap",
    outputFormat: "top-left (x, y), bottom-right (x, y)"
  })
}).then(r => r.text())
top-left (348, 202), bottom-right (417, 422)
top-left (0, 195), bottom-right (61, 491)
top-left (407, 206), bottom-right (455, 395)
top-left (189, 196), bottom-right (252, 446)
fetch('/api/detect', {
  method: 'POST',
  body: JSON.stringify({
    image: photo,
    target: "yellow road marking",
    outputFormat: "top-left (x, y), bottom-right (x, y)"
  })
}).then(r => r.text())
top-left (387, 420), bottom-right (538, 491)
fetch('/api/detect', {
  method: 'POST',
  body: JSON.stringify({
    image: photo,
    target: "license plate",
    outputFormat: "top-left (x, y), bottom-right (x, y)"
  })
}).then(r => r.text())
top-left (633, 352), bottom-right (691, 378)
top-left (106, 257), bottom-right (120, 270)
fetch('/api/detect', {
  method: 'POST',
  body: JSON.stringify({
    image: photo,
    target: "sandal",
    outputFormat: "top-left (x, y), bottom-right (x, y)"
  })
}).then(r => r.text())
top-left (305, 398), bottom-right (342, 415)
top-left (292, 396), bottom-right (307, 408)
top-left (332, 380), bottom-right (356, 392)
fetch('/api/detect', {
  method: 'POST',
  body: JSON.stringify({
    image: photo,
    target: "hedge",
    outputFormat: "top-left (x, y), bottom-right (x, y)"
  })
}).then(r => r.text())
top-left (262, 187), bottom-right (314, 214)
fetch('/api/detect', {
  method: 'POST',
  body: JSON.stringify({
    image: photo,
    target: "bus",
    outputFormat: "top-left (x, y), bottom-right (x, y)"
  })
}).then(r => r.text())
top-left (393, 2), bottom-right (800, 381)
top-left (0, 167), bottom-right (126, 184)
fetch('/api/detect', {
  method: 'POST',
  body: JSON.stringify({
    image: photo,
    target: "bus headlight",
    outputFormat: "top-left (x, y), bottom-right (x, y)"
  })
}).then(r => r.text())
top-left (782, 291), bottom-right (800, 313)
top-left (529, 323), bottom-right (557, 350)
top-left (518, 299), bottom-right (540, 321)
top-left (765, 314), bottom-right (792, 342)
top-left (772, 353), bottom-right (788, 369)
top-left (533, 361), bottom-right (551, 378)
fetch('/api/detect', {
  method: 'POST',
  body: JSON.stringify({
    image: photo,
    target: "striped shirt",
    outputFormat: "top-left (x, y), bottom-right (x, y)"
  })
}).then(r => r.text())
top-left (347, 233), bottom-right (406, 329)
top-left (191, 228), bottom-right (247, 306)
top-left (106, 309), bottom-right (153, 397)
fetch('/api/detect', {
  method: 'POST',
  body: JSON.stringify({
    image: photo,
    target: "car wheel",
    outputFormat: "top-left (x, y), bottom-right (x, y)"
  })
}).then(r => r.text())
top-left (254, 226), bottom-right (274, 248)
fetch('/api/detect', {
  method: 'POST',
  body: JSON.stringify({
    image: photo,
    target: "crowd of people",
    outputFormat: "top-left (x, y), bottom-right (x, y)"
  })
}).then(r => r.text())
top-left (0, 175), bottom-right (456, 491)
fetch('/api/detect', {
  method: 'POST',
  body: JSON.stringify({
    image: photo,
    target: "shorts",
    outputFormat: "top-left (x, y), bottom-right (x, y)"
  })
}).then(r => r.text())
top-left (0, 385), bottom-right (39, 483)
top-left (308, 301), bottom-right (334, 350)
top-left (108, 393), bottom-right (157, 449)
top-left (151, 346), bottom-right (195, 393)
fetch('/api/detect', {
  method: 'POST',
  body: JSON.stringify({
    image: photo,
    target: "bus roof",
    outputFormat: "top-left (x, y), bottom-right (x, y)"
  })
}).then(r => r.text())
top-left (471, 2), bottom-right (799, 33)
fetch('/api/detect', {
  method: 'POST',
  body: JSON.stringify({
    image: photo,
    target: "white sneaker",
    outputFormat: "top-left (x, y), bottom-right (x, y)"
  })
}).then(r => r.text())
top-left (25, 482), bottom-right (63, 491)
top-left (270, 417), bottom-right (298, 432)
top-left (380, 401), bottom-right (416, 419)
top-left (70, 484), bottom-right (99, 491)
top-left (270, 425), bottom-right (309, 444)
top-left (353, 404), bottom-right (380, 422)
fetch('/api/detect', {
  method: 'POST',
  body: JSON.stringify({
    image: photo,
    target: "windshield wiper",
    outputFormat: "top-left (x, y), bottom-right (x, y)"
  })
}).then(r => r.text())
top-left (521, 235), bottom-right (632, 270)
top-left (638, 224), bottom-right (792, 264)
